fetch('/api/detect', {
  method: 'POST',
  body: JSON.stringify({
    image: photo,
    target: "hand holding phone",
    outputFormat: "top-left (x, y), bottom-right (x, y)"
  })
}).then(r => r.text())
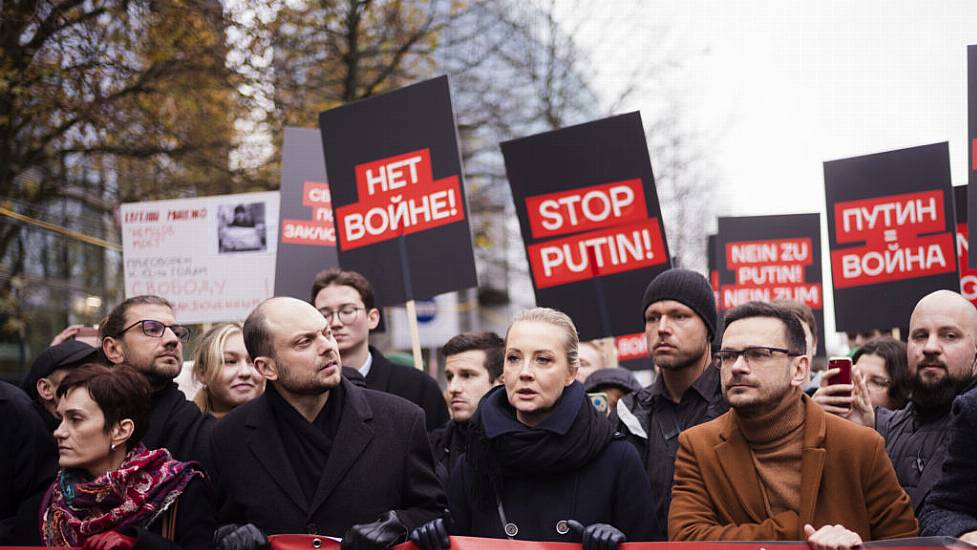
top-left (827, 357), bottom-right (852, 386)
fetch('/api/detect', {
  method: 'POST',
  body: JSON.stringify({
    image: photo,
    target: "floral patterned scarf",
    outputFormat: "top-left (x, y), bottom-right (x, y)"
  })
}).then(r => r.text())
top-left (40, 443), bottom-right (204, 547)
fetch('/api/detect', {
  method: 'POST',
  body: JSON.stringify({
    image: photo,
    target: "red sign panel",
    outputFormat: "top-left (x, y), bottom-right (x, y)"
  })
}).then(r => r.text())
top-left (335, 149), bottom-right (465, 251)
top-left (830, 190), bottom-right (955, 289)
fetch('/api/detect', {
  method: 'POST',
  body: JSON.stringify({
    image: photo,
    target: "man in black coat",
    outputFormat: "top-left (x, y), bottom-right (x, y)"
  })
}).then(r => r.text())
top-left (428, 331), bottom-right (504, 485)
top-left (211, 297), bottom-right (446, 550)
top-left (0, 381), bottom-right (58, 544)
top-left (311, 269), bottom-right (448, 430)
top-left (920, 382), bottom-right (977, 541)
top-left (100, 295), bottom-right (214, 466)
top-left (815, 290), bottom-right (977, 513)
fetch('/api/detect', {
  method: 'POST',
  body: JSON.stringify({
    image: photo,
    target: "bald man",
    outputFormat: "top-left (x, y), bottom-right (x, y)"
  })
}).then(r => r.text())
top-left (819, 290), bottom-right (977, 513)
top-left (210, 298), bottom-right (445, 550)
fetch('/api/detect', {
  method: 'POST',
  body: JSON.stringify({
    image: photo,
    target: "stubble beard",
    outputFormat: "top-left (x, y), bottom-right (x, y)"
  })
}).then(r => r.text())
top-left (654, 340), bottom-right (710, 372)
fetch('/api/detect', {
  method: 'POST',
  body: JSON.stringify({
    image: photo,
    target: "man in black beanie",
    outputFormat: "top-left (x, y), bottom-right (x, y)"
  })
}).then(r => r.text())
top-left (613, 268), bottom-right (729, 537)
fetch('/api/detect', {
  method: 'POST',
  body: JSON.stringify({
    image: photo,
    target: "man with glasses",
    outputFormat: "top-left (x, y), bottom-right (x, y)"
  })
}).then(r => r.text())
top-left (311, 269), bottom-right (447, 431)
top-left (100, 295), bottom-right (214, 464)
top-left (669, 301), bottom-right (916, 546)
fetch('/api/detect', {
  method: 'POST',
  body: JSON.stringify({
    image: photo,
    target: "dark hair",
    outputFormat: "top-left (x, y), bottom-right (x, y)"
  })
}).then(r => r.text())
top-left (772, 300), bottom-right (818, 351)
top-left (310, 269), bottom-right (375, 310)
top-left (440, 332), bottom-right (504, 381)
top-left (57, 364), bottom-right (151, 451)
top-left (722, 301), bottom-right (807, 355)
top-left (852, 336), bottom-right (911, 409)
top-left (100, 295), bottom-right (173, 340)
top-left (243, 299), bottom-right (275, 361)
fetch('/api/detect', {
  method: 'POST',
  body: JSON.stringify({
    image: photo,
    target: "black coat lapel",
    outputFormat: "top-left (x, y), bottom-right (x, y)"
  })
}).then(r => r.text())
top-left (364, 346), bottom-right (393, 392)
top-left (309, 380), bottom-right (375, 514)
top-left (245, 396), bottom-right (308, 512)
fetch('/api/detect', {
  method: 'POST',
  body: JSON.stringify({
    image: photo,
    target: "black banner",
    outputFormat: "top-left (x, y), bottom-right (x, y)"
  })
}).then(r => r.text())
top-left (824, 143), bottom-right (957, 332)
top-left (274, 127), bottom-right (339, 301)
top-left (501, 112), bottom-right (671, 341)
top-left (318, 76), bottom-right (478, 306)
top-left (967, 45), bottom-right (977, 267)
top-left (716, 214), bottom-right (825, 356)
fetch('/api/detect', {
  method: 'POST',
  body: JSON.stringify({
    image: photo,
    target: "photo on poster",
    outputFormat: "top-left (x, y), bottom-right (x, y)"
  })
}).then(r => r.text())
top-left (217, 202), bottom-right (267, 253)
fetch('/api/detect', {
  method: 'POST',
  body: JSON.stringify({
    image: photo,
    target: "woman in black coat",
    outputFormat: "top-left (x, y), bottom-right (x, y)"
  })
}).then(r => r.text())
top-left (411, 308), bottom-right (661, 550)
top-left (38, 364), bottom-right (214, 550)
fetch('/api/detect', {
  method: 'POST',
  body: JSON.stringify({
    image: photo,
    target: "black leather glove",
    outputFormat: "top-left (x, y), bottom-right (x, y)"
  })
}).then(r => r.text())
top-left (341, 511), bottom-right (408, 550)
top-left (408, 518), bottom-right (450, 550)
top-left (214, 523), bottom-right (268, 550)
top-left (566, 520), bottom-right (626, 550)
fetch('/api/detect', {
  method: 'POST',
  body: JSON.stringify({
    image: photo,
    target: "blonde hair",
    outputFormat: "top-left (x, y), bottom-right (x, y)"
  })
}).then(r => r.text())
top-left (192, 322), bottom-right (244, 414)
top-left (506, 307), bottom-right (580, 370)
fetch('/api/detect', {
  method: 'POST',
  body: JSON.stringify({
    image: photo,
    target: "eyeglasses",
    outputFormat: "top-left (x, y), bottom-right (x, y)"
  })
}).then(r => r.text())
top-left (714, 346), bottom-right (801, 367)
top-left (865, 376), bottom-right (892, 390)
top-left (318, 306), bottom-right (364, 325)
top-left (119, 320), bottom-right (191, 342)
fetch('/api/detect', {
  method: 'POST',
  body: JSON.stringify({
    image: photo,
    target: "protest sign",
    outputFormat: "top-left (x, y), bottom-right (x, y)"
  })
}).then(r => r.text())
top-left (824, 142), bottom-right (957, 332)
top-left (318, 76), bottom-right (477, 307)
top-left (502, 112), bottom-right (671, 340)
top-left (615, 332), bottom-right (650, 371)
top-left (121, 192), bottom-right (279, 324)
top-left (953, 185), bottom-right (977, 306)
top-left (274, 127), bottom-right (338, 300)
top-left (968, 45), bottom-right (977, 266)
top-left (707, 234), bottom-right (720, 306)
top-left (716, 214), bottom-right (825, 355)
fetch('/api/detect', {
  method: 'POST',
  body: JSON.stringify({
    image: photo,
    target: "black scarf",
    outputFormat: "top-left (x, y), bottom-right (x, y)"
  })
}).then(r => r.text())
top-left (466, 382), bottom-right (615, 509)
top-left (266, 383), bottom-right (345, 505)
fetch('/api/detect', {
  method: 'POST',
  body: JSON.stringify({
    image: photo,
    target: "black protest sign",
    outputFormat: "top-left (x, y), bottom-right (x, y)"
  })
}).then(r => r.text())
top-left (825, 142), bottom-right (957, 332)
top-left (716, 214), bottom-right (825, 356)
top-left (502, 112), bottom-right (671, 340)
top-left (318, 76), bottom-right (477, 306)
top-left (953, 185), bottom-right (977, 306)
top-left (968, 45), bottom-right (977, 266)
top-left (707, 234), bottom-right (719, 306)
top-left (274, 127), bottom-right (338, 300)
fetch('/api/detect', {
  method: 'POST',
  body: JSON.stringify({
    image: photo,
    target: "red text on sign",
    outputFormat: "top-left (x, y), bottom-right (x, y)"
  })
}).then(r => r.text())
top-left (525, 179), bottom-right (647, 239)
top-left (336, 176), bottom-right (463, 250)
top-left (956, 223), bottom-right (977, 306)
top-left (527, 219), bottom-right (666, 289)
top-left (355, 149), bottom-right (434, 199)
top-left (835, 190), bottom-right (944, 243)
top-left (280, 181), bottom-right (336, 247)
top-left (725, 238), bottom-right (813, 268)
top-left (615, 333), bottom-right (648, 361)
top-left (831, 234), bottom-right (955, 288)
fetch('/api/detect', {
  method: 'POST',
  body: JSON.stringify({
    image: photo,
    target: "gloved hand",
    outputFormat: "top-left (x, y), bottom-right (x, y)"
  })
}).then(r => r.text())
top-left (408, 518), bottom-right (450, 550)
top-left (213, 523), bottom-right (268, 550)
top-left (342, 511), bottom-right (408, 550)
top-left (83, 531), bottom-right (137, 550)
top-left (566, 520), bottom-right (626, 550)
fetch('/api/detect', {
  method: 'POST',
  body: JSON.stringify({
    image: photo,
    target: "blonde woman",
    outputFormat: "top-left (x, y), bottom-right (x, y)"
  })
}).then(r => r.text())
top-left (191, 323), bottom-right (264, 418)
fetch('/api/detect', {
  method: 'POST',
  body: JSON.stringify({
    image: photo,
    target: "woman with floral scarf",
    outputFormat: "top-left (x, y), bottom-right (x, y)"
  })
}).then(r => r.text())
top-left (40, 364), bottom-right (213, 550)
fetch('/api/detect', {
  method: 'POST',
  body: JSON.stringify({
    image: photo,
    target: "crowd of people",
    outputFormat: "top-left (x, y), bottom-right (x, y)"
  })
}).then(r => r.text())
top-left (2, 266), bottom-right (977, 550)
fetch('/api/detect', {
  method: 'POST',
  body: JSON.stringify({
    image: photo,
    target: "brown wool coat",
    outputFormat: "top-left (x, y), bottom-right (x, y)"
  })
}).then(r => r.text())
top-left (668, 394), bottom-right (918, 541)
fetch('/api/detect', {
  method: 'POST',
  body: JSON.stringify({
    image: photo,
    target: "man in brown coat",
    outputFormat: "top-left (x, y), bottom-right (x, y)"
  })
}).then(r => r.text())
top-left (669, 301), bottom-right (917, 548)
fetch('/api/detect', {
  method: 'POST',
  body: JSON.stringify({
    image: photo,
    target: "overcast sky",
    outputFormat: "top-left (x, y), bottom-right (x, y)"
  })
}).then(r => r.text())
top-left (559, 0), bottom-right (977, 348)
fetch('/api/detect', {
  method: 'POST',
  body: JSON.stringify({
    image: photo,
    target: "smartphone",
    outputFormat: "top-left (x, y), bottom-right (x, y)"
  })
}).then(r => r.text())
top-left (827, 356), bottom-right (852, 386)
top-left (75, 326), bottom-right (100, 348)
top-left (587, 392), bottom-right (609, 415)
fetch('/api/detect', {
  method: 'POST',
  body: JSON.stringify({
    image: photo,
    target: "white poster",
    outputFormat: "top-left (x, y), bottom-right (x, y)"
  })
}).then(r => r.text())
top-left (389, 292), bottom-right (460, 349)
top-left (120, 192), bottom-right (280, 324)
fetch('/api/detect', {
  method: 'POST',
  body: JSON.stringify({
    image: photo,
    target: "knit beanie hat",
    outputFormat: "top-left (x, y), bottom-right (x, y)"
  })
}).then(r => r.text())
top-left (641, 268), bottom-right (717, 339)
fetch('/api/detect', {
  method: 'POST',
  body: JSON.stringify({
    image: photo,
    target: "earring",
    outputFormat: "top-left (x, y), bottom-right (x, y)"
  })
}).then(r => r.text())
top-left (111, 443), bottom-right (117, 451)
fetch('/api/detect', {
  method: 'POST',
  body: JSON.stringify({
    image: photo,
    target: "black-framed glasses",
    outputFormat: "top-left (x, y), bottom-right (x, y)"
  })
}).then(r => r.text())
top-left (119, 320), bottom-right (191, 342)
top-left (714, 346), bottom-right (801, 367)
top-left (318, 306), bottom-right (364, 325)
